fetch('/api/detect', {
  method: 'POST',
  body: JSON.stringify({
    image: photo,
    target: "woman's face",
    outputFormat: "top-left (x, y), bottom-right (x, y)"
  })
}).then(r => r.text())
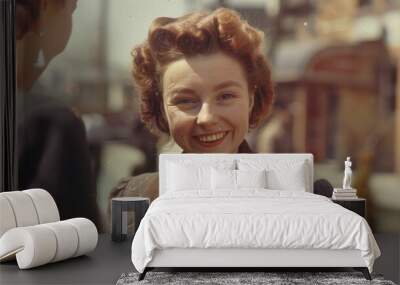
top-left (162, 52), bottom-right (254, 153)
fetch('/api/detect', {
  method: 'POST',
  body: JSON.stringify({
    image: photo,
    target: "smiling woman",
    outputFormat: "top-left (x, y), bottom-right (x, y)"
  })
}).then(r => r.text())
top-left (132, 8), bottom-right (274, 153)
top-left (108, 8), bottom-right (274, 220)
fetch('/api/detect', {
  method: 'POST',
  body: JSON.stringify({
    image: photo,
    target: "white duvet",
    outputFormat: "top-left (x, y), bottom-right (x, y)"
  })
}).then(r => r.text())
top-left (131, 190), bottom-right (380, 273)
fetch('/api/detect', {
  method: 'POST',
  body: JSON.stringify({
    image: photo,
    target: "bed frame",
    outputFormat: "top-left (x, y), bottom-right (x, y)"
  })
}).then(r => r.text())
top-left (139, 154), bottom-right (371, 280)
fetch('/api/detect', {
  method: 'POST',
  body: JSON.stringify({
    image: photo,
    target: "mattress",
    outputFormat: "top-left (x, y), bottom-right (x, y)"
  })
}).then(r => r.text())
top-left (131, 190), bottom-right (380, 273)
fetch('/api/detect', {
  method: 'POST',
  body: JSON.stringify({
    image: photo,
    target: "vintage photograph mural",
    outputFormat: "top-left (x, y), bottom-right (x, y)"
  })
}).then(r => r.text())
top-left (12, 0), bottom-right (399, 242)
top-left (3, 0), bottom-right (400, 283)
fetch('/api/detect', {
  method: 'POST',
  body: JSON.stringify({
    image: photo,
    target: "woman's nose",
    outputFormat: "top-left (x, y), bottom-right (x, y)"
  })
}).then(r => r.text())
top-left (196, 103), bottom-right (218, 126)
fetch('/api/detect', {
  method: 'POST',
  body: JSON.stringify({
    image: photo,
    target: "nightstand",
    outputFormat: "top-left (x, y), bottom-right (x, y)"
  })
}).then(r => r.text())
top-left (331, 198), bottom-right (366, 218)
top-left (111, 197), bottom-right (150, 242)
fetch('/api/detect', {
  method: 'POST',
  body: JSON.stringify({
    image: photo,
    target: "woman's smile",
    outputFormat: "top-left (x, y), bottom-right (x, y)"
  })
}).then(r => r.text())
top-left (194, 131), bottom-right (229, 147)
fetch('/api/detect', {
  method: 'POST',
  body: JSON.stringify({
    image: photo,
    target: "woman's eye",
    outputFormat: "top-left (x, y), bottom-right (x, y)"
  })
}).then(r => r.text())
top-left (175, 98), bottom-right (197, 104)
top-left (218, 92), bottom-right (235, 101)
top-left (169, 97), bottom-right (199, 108)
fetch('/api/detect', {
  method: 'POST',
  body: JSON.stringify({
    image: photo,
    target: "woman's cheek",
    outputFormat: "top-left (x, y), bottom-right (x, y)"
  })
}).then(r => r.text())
top-left (219, 102), bottom-right (250, 124)
top-left (167, 109), bottom-right (194, 138)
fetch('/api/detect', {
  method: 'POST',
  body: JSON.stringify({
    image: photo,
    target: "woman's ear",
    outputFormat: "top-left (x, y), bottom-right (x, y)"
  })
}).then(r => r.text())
top-left (249, 92), bottom-right (255, 112)
top-left (160, 94), bottom-right (167, 120)
top-left (159, 93), bottom-right (170, 132)
top-left (248, 92), bottom-right (255, 130)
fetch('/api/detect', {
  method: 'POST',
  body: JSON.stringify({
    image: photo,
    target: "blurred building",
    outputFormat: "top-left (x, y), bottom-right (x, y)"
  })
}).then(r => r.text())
top-left (274, 39), bottom-right (395, 169)
top-left (252, 0), bottom-right (400, 176)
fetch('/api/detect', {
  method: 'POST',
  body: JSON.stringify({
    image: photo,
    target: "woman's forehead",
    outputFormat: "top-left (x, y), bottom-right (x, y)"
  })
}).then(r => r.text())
top-left (163, 52), bottom-right (248, 91)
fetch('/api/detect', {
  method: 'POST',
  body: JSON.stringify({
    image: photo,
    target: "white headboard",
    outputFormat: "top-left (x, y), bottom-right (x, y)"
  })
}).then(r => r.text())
top-left (159, 153), bottom-right (314, 195)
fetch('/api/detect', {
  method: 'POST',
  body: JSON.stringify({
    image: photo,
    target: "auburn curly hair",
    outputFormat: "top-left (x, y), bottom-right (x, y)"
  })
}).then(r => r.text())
top-left (132, 8), bottom-right (274, 135)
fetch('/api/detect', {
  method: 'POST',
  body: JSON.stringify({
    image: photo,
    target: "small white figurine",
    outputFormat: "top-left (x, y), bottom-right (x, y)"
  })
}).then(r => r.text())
top-left (342, 157), bottom-right (352, 190)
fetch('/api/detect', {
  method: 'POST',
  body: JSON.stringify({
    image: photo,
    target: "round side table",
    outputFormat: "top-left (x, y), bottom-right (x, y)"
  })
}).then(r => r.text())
top-left (111, 197), bottom-right (150, 242)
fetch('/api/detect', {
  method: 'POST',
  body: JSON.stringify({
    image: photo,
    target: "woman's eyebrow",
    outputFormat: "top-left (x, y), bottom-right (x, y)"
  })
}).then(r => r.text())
top-left (165, 81), bottom-right (242, 97)
top-left (213, 81), bottom-right (243, 91)
top-left (166, 87), bottom-right (197, 97)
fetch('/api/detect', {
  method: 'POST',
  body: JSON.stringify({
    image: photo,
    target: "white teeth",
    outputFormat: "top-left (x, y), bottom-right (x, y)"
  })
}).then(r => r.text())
top-left (198, 132), bottom-right (226, 142)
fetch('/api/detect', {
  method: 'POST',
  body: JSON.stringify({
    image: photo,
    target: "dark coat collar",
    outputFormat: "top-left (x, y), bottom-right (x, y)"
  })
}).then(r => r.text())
top-left (238, 140), bottom-right (253, 153)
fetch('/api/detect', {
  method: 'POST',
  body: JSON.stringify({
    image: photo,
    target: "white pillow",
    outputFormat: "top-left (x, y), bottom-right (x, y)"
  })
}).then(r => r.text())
top-left (166, 159), bottom-right (236, 192)
top-left (238, 159), bottom-right (307, 191)
top-left (167, 162), bottom-right (211, 191)
top-left (266, 168), bottom-right (306, 191)
top-left (211, 169), bottom-right (267, 190)
top-left (166, 158), bottom-right (236, 170)
top-left (236, 169), bottom-right (267, 189)
top-left (211, 168), bottom-right (236, 190)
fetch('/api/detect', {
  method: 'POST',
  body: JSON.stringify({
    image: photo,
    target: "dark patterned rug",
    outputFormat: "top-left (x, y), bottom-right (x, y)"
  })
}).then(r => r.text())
top-left (116, 271), bottom-right (396, 285)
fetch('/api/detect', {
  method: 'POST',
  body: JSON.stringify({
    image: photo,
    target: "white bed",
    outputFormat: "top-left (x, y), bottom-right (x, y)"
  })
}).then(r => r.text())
top-left (131, 154), bottom-right (380, 280)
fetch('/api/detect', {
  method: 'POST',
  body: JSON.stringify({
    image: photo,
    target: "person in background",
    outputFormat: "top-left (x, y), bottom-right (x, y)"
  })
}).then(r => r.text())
top-left (108, 8), bottom-right (275, 220)
top-left (15, 0), bottom-right (100, 227)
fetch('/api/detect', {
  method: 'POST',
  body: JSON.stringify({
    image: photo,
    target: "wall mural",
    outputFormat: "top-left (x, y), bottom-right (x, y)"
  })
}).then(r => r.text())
top-left (12, 0), bottom-right (400, 235)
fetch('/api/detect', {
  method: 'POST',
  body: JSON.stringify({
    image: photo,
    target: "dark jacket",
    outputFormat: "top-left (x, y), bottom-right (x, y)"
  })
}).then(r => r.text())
top-left (17, 93), bottom-right (100, 226)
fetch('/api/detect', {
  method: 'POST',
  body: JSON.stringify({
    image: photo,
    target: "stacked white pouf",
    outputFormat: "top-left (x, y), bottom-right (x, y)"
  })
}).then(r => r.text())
top-left (0, 189), bottom-right (97, 269)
